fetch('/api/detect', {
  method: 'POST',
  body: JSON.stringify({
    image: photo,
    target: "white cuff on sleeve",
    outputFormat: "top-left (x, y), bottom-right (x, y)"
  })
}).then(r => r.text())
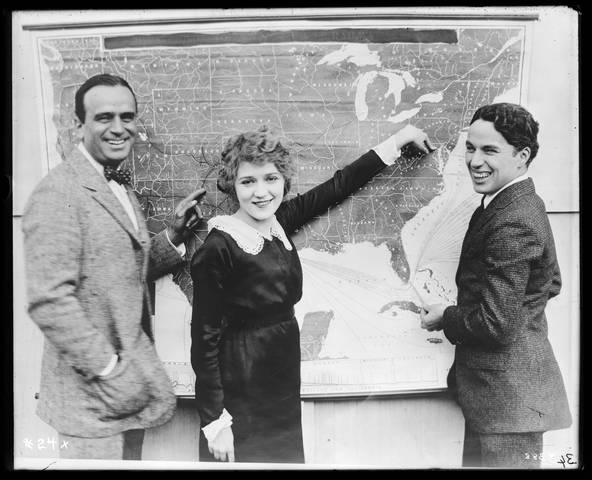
top-left (202, 409), bottom-right (233, 442)
top-left (98, 354), bottom-right (118, 377)
top-left (372, 135), bottom-right (401, 165)
top-left (165, 229), bottom-right (186, 257)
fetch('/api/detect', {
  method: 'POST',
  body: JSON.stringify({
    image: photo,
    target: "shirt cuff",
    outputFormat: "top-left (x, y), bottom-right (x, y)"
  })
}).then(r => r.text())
top-left (372, 136), bottom-right (401, 166)
top-left (165, 229), bottom-right (186, 257)
top-left (202, 409), bottom-right (233, 442)
top-left (98, 354), bottom-right (119, 377)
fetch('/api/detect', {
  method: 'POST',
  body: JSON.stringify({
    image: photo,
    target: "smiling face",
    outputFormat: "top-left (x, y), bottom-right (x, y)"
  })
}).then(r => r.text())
top-left (233, 160), bottom-right (285, 231)
top-left (465, 119), bottom-right (530, 195)
top-left (77, 84), bottom-right (137, 167)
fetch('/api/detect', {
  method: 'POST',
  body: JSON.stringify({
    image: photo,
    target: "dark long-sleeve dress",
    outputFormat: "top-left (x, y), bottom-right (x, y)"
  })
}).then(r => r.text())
top-left (190, 150), bottom-right (386, 463)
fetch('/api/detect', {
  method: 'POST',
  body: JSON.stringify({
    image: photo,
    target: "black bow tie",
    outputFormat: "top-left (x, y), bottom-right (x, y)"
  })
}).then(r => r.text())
top-left (104, 165), bottom-right (132, 185)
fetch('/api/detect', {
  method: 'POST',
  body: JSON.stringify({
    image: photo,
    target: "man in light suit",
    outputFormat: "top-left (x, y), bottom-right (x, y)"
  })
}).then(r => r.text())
top-left (420, 103), bottom-right (572, 468)
top-left (22, 73), bottom-right (206, 460)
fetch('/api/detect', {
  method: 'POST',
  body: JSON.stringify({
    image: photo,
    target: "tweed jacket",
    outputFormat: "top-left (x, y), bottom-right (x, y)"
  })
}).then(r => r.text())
top-left (442, 178), bottom-right (572, 434)
top-left (22, 148), bottom-right (183, 437)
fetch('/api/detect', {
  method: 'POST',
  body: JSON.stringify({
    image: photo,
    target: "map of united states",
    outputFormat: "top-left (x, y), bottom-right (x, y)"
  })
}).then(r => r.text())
top-left (39, 26), bottom-right (525, 395)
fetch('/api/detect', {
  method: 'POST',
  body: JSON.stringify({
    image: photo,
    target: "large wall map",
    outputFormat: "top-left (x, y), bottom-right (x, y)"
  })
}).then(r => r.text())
top-left (37, 25), bottom-right (526, 396)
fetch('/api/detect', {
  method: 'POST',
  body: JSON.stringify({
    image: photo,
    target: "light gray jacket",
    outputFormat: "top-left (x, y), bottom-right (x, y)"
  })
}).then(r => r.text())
top-left (22, 148), bottom-right (182, 437)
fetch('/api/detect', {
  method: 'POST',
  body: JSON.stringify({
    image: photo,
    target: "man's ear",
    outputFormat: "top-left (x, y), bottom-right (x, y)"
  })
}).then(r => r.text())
top-left (517, 147), bottom-right (531, 168)
top-left (74, 115), bottom-right (84, 141)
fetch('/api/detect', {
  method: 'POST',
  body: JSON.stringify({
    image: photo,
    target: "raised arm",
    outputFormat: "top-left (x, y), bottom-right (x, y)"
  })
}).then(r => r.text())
top-left (278, 125), bottom-right (433, 234)
top-left (147, 188), bottom-right (207, 281)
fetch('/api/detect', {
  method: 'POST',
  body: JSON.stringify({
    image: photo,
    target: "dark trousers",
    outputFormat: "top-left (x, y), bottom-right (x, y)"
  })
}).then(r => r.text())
top-left (58, 429), bottom-right (145, 460)
top-left (462, 422), bottom-right (543, 469)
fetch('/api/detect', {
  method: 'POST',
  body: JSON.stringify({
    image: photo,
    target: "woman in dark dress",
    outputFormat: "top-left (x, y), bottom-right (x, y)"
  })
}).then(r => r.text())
top-left (190, 125), bottom-right (433, 463)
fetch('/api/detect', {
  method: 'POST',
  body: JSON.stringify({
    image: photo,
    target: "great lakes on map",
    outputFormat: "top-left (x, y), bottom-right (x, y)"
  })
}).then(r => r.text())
top-left (38, 26), bottom-right (526, 395)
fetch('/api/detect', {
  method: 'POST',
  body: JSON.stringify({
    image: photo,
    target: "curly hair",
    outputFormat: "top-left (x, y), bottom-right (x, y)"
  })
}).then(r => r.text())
top-left (217, 126), bottom-right (296, 200)
top-left (470, 103), bottom-right (539, 165)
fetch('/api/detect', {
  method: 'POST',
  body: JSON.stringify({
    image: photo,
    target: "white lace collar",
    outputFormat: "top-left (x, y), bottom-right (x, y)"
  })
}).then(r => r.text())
top-left (207, 215), bottom-right (293, 255)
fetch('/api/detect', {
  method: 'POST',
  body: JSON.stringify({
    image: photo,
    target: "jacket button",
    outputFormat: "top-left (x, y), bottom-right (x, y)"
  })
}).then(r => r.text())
top-left (34, 393), bottom-right (39, 399)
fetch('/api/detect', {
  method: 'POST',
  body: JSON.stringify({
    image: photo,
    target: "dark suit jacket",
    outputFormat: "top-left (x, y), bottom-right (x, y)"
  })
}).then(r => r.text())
top-left (442, 178), bottom-right (572, 434)
top-left (22, 148), bottom-right (183, 437)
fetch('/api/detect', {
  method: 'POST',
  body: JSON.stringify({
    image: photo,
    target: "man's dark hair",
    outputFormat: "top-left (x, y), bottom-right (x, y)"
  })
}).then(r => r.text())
top-left (470, 102), bottom-right (539, 165)
top-left (74, 73), bottom-right (137, 123)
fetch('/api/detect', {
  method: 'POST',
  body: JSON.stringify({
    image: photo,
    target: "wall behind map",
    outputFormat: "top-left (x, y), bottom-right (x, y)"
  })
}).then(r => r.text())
top-left (12, 8), bottom-right (579, 467)
top-left (525, 8), bottom-right (579, 212)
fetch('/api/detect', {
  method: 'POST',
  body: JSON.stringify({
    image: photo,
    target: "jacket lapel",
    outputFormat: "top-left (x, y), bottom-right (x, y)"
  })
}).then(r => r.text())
top-left (459, 203), bottom-right (485, 255)
top-left (471, 178), bottom-right (535, 233)
top-left (127, 185), bottom-right (151, 250)
top-left (68, 149), bottom-right (143, 246)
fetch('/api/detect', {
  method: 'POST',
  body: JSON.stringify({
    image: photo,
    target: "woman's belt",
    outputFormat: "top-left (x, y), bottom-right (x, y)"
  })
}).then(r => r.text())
top-left (222, 307), bottom-right (295, 330)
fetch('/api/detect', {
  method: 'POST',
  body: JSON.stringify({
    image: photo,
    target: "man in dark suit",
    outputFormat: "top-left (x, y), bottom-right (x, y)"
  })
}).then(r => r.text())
top-left (22, 74), bottom-right (206, 460)
top-left (420, 103), bottom-right (572, 468)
